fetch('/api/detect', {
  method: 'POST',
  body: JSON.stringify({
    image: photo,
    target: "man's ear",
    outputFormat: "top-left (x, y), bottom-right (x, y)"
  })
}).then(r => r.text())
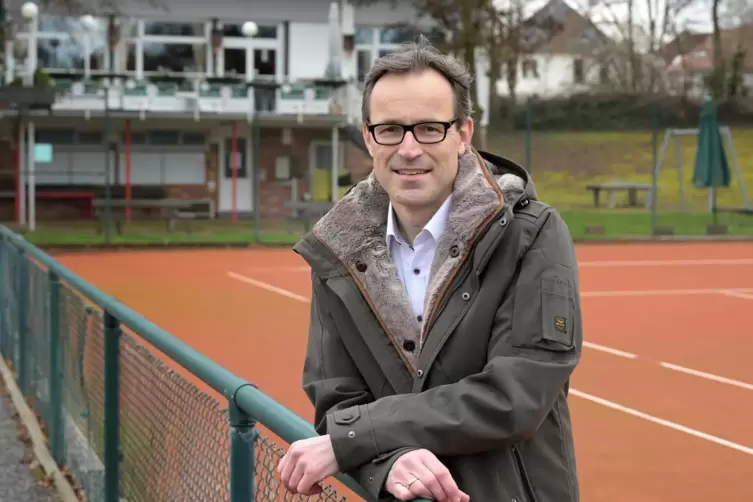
top-left (456, 117), bottom-right (474, 155)
top-left (362, 122), bottom-right (376, 157)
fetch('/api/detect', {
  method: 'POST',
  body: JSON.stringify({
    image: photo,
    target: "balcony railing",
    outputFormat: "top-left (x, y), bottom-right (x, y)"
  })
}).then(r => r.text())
top-left (10, 72), bottom-right (361, 117)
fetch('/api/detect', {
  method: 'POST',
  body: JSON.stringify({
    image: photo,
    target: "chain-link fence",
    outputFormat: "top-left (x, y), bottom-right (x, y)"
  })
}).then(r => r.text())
top-left (0, 226), bottom-right (414, 502)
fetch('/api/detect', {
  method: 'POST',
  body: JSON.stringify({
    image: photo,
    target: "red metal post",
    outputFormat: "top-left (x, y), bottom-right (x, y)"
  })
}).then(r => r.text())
top-left (125, 120), bottom-right (132, 224)
top-left (231, 121), bottom-right (238, 223)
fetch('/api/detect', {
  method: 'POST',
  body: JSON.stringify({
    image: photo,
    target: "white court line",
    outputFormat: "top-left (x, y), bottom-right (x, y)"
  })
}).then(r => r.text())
top-left (583, 344), bottom-right (753, 392)
top-left (578, 258), bottom-right (753, 268)
top-left (581, 287), bottom-right (753, 298)
top-left (720, 290), bottom-right (753, 301)
top-left (582, 342), bottom-right (637, 359)
top-left (569, 389), bottom-right (753, 456)
top-left (228, 270), bottom-right (753, 453)
top-left (658, 362), bottom-right (753, 391)
top-left (226, 271), bottom-right (310, 303)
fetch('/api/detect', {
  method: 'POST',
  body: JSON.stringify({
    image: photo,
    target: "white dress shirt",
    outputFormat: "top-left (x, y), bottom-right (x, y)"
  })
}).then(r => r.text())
top-left (386, 195), bottom-right (452, 323)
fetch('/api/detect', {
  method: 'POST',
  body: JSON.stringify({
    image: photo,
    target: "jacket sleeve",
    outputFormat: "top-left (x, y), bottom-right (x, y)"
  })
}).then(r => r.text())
top-left (302, 272), bottom-right (418, 500)
top-left (326, 209), bottom-right (584, 472)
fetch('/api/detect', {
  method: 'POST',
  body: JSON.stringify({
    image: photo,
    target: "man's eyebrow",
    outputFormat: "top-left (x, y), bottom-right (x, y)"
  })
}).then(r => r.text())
top-left (372, 118), bottom-right (446, 124)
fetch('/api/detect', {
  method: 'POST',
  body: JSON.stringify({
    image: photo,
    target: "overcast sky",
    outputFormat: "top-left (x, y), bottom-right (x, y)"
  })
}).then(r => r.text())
top-left (494, 0), bottom-right (717, 37)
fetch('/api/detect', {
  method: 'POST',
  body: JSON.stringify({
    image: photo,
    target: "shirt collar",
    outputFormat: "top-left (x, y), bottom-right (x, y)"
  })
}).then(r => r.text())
top-left (386, 195), bottom-right (452, 248)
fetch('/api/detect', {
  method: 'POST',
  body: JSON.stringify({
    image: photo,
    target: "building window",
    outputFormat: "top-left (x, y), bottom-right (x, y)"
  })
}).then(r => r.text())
top-left (354, 26), bottom-right (444, 83)
top-left (143, 21), bottom-right (201, 37)
top-left (143, 41), bottom-right (205, 73)
top-left (15, 15), bottom-right (280, 79)
top-left (599, 64), bottom-right (609, 84)
top-left (573, 58), bottom-right (584, 84)
top-left (522, 59), bottom-right (539, 79)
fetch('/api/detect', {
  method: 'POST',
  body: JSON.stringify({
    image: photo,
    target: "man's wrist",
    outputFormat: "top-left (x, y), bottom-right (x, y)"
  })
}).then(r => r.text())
top-left (327, 405), bottom-right (380, 472)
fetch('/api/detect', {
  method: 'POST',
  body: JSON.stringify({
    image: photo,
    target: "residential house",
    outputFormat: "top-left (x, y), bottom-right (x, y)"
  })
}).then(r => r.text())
top-left (495, 0), bottom-right (615, 99)
top-left (663, 24), bottom-right (753, 99)
top-left (1, 0), bottom-right (490, 224)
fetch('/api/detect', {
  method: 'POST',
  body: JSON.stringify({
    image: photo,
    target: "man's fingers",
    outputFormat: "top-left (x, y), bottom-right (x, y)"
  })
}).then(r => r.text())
top-left (388, 481), bottom-right (417, 501)
top-left (296, 473), bottom-right (321, 496)
top-left (408, 464), bottom-right (448, 501)
top-left (420, 453), bottom-right (469, 501)
top-left (287, 461), bottom-right (307, 494)
top-left (406, 479), bottom-right (436, 500)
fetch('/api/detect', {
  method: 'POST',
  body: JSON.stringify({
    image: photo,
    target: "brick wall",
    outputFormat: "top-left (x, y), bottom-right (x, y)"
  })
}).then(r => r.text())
top-left (256, 126), bottom-right (373, 219)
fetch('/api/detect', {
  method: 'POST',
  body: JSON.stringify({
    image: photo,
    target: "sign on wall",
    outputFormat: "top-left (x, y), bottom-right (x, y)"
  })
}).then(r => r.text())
top-left (224, 138), bottom-right (247, 178)
top-left (34, 143), bottom-right (53, 163)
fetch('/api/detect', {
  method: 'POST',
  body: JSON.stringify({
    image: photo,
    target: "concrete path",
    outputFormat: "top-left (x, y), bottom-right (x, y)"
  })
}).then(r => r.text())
top-left (0, 384), bottom-right (59, 502)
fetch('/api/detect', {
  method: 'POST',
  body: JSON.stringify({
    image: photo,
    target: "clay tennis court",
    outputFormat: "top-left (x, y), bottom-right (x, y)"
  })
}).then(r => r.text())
top-left (54, 240), bottom-right (753, 502)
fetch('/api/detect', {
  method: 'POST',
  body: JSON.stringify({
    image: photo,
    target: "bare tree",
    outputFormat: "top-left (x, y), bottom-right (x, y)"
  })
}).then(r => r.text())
top-left (579, 0), bottom-right (701, 92)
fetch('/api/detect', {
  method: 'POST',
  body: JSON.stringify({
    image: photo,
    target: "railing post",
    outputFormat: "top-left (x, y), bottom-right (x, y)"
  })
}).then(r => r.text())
top-left (103, 311), bottom-right (121, 502)
top-left (17, 248), bottom-right (28, 395)
top-left (0, 236), bottom-right (5, 358)
top-left (229, 386), bottom-right (256, 502)
top-left (47, 270), bottom-right (64, 465)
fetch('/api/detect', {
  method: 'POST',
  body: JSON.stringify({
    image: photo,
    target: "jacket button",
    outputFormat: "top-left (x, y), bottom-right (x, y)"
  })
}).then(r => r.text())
top-left (403, 340), bottom-right (416, 352)
top-left (461, 292), bottom-right (471, 300)
top-left (416, 369), bottom-right (424, 377)
top-left (355, 261), bottom-right (367, 272)
top-left (449, 245), bottom-right (460, 258)
top-left (499, 216), bottom-right (507, 226)
top-left (519, 197), bottom-right (529, 207)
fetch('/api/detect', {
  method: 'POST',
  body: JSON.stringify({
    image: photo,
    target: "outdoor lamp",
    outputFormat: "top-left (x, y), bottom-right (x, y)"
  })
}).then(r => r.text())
top-left (21, 1), bottom-right (38, 19)
top-left (241, 21), bottom-right (258, 37)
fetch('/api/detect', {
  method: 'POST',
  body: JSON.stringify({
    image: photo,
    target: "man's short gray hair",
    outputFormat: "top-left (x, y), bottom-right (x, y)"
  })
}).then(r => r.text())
top-left (360, 36), bottom-right (473, 125)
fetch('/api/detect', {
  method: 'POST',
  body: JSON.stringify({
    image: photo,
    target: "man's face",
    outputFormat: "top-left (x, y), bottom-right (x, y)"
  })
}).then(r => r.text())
top-left (362, 68), bottom-right (473, 211)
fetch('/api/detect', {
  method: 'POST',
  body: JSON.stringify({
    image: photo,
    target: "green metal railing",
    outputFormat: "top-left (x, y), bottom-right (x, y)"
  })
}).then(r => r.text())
top-left (0, 225), bottom-right (431, 502)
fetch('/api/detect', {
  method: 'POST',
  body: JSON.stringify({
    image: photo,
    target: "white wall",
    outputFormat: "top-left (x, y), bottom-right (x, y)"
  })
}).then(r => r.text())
top-left (496, 53), bottom-right (604, 98)
top-left (288, 23), bottom-right (332, 80)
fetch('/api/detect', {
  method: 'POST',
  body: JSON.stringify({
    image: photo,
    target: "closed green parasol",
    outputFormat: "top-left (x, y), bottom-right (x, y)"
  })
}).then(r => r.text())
top-left (693, 97), bottom-right (730, 224)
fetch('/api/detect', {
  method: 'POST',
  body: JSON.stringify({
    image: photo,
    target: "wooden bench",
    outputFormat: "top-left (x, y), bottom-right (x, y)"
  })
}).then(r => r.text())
top-left (37, 191), bottom-right (96, 218)
top-left (284, 200), bottom-right (334, 232)
top-left (585, 181), bottom-right (657, 209)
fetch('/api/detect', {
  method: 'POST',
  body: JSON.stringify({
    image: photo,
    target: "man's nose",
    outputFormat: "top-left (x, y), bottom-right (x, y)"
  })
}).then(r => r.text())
top-left (396, 130), bottom-right (423, 160)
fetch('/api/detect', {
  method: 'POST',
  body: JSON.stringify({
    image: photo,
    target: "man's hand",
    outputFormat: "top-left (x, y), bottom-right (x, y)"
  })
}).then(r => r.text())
top-left (385, 449), bottom-right (470, 502)
top-left (277, 435), bottom-right (339, 496)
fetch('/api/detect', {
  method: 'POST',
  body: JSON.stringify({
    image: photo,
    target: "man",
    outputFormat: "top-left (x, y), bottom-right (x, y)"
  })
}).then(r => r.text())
top-left (278, 38), bottom-right (582, 502)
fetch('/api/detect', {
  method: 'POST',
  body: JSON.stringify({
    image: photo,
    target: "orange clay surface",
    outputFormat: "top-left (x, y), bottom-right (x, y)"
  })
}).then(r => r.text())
top-left (54, 241), bottom-right (753, 502)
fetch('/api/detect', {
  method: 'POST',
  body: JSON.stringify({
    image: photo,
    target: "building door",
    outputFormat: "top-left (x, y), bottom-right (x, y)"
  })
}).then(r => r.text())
top-left (218, 136), bottom-right (252, 215)
top-left (220, 33), bottom-right (279, 81)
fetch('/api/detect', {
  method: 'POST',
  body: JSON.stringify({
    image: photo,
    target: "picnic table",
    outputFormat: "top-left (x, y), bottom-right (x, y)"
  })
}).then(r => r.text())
top-left (585, 181), bottom-right (657, 209)
top-left (284, 200), bottom-right (334, 232)
top-left (92, 198), bottom-right (216, 234)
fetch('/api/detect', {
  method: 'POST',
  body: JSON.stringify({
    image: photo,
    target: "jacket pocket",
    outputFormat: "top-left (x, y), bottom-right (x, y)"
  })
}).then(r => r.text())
top-left (512, 444), bottom-right (539, 502)
top-left (539, 276), bottom-right (575, 351)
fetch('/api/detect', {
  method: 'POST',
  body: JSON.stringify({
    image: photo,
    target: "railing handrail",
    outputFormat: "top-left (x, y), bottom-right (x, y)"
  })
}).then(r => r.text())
top-left (0, 226), bottom-right (431, 502)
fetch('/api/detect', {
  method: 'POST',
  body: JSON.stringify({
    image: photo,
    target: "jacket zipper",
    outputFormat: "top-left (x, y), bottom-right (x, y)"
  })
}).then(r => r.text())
top-left (424, 210), bottom-right (505, 335)
top-left (512, 445), bottom-right (538, 502)
top-left (430, 260), bottom-right (472, 329)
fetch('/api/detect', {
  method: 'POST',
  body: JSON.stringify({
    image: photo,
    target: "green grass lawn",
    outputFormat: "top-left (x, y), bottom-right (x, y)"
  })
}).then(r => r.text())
top-left (490, 127), bottom-right (753, 212)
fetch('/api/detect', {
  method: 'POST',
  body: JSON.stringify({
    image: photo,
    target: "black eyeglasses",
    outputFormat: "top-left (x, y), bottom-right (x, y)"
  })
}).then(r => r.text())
top-left (366, 118), bottom-right (458, 145)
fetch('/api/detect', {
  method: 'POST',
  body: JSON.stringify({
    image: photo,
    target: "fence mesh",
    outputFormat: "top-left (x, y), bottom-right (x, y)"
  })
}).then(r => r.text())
top-left (0, 235), bottom-right (353, 502)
